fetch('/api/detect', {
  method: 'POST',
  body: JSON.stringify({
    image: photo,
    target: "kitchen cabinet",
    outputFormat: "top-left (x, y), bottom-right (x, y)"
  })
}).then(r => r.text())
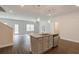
top-left (30, 33), bottom-right (59, 54)
top-left (42, 35), bottom-right (49, 52)
top-left (37, 37), bottom-right (43, 53)
top-left (48, 35), bottom-right (53, 49)
top-left (30, 33), bottom-right (43, 54)
top-left (30, 36), bottom-right (38, 53)
top-left (53, 34), bottom-right (59, 47)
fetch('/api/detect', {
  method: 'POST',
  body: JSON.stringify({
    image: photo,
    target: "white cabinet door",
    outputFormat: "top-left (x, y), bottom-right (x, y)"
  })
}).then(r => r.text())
top-left (48, 35), bottom-right (53, 49)
top-left (31, 37), bottom-right (43, 54)
top-left (53, 36), bottom-right (59, 47)
top-left (31, 37), bottom-right (38, 54)
top-left (38, 37), bottom-right (43, 53)
top-left (42, 36), bottom-right (49, 52)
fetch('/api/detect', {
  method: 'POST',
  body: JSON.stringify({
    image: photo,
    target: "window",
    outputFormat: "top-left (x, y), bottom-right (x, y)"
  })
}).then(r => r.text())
top-left (26, 24), bottom-right (34, 31)
top-left (26, 24), bottom-right (31, 31)
top-left (14, 24), bottom-right (19, 34)
top-left (31, 24), bottom-right (34, 31)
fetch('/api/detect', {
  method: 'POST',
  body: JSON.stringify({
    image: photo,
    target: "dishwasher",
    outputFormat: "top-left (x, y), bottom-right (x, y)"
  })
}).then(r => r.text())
top-left (53, 34), bottom-right (60, 47)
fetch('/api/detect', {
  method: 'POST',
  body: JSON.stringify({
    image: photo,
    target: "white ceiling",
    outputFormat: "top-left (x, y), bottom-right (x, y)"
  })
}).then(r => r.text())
top-left (1, 5), bottom-right (78, 15)
top-left (0, 5), bottom-right (79, 21)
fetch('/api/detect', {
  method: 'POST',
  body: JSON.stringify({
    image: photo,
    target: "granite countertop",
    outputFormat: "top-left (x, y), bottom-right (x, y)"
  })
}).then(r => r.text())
top-left (30, 33), bottom-right (49, 38)
top-left (30, 33), bottom-right (43, 38)
top-left (30, 33), bottom-right (59, 38)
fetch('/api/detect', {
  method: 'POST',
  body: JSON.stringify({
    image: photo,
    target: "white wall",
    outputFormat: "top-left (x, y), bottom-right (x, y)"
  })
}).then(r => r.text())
top-left (0, 21), bottom-right (13, 48)
top-left (53, 12), bottom-right (79, 43)
top-left (39, 20), bottom-right (51, 33)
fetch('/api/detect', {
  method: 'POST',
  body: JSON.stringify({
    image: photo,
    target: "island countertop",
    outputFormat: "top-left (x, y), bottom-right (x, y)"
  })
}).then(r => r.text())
top-left (30, 33), bottom-right (43, 38)
top-left (30, 33), bottom-right (58, 39)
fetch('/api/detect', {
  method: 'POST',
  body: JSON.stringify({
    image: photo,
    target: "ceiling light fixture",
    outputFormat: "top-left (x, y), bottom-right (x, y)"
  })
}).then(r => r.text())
top-left (48, 20), bottom-right (51, 24)
top-left (37, 18), bottom-right (40, 22)
top-left (20, 5), bottom-right (24, 7)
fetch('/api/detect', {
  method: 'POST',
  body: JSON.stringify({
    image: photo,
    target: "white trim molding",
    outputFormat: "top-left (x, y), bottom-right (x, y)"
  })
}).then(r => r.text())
top-left (0, 43), bottom-right (13, 48)
top-left (61, 37), bottom-right (79, 43)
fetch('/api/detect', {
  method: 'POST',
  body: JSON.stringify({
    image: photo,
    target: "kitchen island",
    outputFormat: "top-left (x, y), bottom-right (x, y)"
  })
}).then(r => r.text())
top-left (30, 33), bottom-right (59, 54)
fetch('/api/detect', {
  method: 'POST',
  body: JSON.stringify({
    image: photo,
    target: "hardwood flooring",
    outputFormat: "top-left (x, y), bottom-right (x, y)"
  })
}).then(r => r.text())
top-left (0, 34), bottom-right (79, 54)
top-left (45, 39), bottom-right (79, 54)
top-left (0, 34), bottom-right (31, 54)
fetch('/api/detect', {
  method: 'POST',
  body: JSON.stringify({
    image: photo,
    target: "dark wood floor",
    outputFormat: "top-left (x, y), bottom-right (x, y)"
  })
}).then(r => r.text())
top-left (45, 39), bottom-right (79, 54)
top-left (0, 35), bottom-right (79, 54)
top-left (0, 34), bottom-right (32, 54)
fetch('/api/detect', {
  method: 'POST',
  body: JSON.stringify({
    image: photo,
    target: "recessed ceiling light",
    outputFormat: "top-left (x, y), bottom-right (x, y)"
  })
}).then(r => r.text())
top-left (20, 5), bottom-right (24, 7)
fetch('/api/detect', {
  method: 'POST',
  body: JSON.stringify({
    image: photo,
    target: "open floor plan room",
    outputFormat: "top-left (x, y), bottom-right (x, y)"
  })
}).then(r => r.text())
top-left (0, 5), bottom-right (79, 54)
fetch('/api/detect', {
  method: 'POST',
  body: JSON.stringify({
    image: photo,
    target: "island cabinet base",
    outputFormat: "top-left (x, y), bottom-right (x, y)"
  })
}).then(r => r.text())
top-left (48, 35), bottom-right (53, 49)
top-left (53, 34), bottom-right (60, 48)
top-left (37, 37), bottom-right (43, 53)
top-left (30, 33), bottom-right (59, 54)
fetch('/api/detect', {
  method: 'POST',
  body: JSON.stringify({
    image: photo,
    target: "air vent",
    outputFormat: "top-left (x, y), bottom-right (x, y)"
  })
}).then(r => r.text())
top-left (0, 6), bottom-right (5, 12)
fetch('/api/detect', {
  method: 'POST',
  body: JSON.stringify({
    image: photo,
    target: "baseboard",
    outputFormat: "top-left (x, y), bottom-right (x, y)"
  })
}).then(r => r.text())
top-left (0, 43), bottom-right (13, 48)
top-left (61, 37), bottom-right (79, 43)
